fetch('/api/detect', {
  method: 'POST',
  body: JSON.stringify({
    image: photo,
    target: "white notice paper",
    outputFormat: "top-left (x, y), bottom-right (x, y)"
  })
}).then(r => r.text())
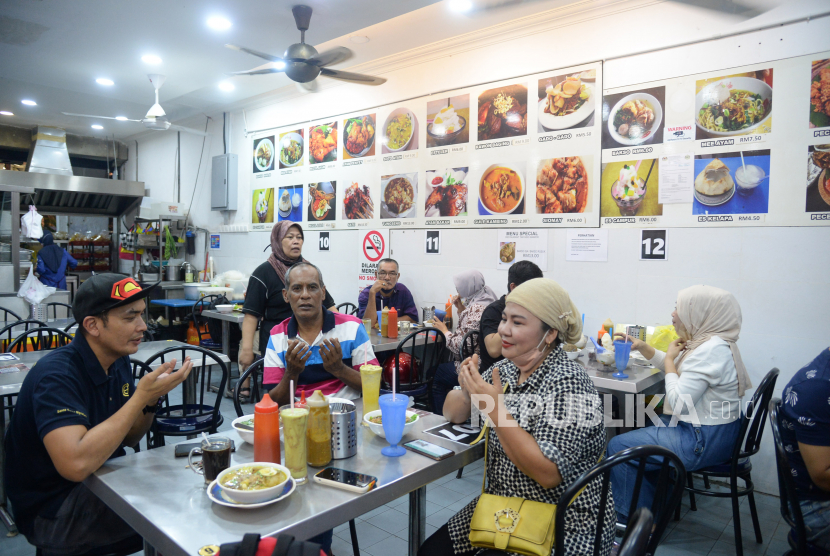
top-left (566, 229), bottom-right (608, 262)
top-left (658, 153), bottom-right (694, 204)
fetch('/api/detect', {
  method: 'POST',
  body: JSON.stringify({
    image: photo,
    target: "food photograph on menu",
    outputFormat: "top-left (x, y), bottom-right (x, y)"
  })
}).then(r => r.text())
top-left (343, 114), bottom-right (376, 159)
top-left (426, 95), bottom-right (470, 148)
top-left (478, 164), bottom-right (525, 215)
top-left (307, 181), bottom-right (336, 221)
top-left (381, 173), bottom-right (418, 219)
top-left (477, 84), bottom-right (528, 141)
top-left (695, 69), bottom-right (773, 138)
top-left (308, 122), bottom-right (338, 165)
top-left (425, 168), bottom-right (468, 217)
top-left (253, 136), bottom-right (275, 173)
top-left (343, 182), bottom-right (375, 220)
top-left (252, 188), bottom-right (274, 224)
top-left (382, 108), bottom-right (419, 153)
top-left (537, 69), bottom-right (596, 132)
top-left (806, 145), bottom-right (830, 212)
top-left (535, 156), bottom-right (591, 214)
top-left (601, 87), bottom-right (665, 149)
top-left (810, 59), bottom-right (830, 130)
top-left (691, 150), bottom-right (770, 215)
top-left (600, 159), bottom-right (663, 217)
top-left (277, 185), bottom-right (303, 223)
top-left (278, 129), bottom-right (304, 169)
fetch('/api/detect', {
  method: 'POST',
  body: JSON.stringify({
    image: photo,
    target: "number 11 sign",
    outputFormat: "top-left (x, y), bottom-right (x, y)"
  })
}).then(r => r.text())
top-left (641, 229), bottom-right (667, 260)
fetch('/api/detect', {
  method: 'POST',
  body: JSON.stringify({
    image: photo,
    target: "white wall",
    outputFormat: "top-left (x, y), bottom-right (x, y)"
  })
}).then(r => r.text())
top-left (126, 3), bottom-right (830, 496)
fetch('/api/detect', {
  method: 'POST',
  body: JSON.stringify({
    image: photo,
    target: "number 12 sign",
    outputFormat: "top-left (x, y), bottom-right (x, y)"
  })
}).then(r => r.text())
top-left (640, 229), bottom-right (667, 260)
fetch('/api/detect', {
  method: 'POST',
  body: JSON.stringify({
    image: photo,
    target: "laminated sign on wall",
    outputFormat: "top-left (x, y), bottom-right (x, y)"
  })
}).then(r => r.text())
top-left (357, 229), bottom-right (389, 295)
top-left (497, 230), bottom-right (548, 270)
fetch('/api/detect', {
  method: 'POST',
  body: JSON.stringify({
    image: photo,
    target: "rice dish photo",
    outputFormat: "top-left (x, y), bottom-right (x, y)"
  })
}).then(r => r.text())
top-left (385, 112), bottom-right (413, 151)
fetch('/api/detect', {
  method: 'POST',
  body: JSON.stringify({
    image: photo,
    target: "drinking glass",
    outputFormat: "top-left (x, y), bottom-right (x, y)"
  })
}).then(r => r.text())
top-left (379, 393), bottom-right (408, 457)
top-left (360, 364), bottom-right (383, 422)
top-left (280, 406), bottom-right (309, 484)
top-left (362, 319), bottom-right (372, 334)
top-left (612, 340), bottom-right (631, 379)
top-left (188, 436), bottom-right (232, 485)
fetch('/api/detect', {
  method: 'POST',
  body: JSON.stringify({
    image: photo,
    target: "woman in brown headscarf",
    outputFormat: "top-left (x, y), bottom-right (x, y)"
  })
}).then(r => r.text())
top-left (238, 222), bottom-right (336, 398)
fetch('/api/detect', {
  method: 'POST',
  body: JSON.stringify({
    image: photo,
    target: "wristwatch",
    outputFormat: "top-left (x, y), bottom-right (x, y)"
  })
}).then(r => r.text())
top-left (142, 402), bottom-right (159, 415)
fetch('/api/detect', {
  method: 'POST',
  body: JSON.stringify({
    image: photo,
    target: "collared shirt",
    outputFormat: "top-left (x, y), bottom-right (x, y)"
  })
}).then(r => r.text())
top-left (478, 295), bottom-right (506, 374)
top-left (263, 309), bottom-right (379, 396)
top-left (446, 348), bottom-right (615, 556)
top-left (356, 282), bottom-right (419, 321)
top-left (4, 333), bottom-right (135, 536)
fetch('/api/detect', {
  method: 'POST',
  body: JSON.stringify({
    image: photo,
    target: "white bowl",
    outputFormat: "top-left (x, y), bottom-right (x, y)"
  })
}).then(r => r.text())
top-left (216, 304), bottom-right (233, 313)
top-left (217, 462), bottom-right (291, 504)
top-left (565, 349), bottom-right (581, 361)
top-left (363, 409), bottom-right (419, 439)
top-left (384, 108), bottom-right (416, 153)
top-left (694, 77), bottom-right (772, 138)
top-left (231, 414), bottom-right (282, 445)
top-left (606, 92), bottom-right (663, 146)
top-left (597, 351), bottom-right (616, 366)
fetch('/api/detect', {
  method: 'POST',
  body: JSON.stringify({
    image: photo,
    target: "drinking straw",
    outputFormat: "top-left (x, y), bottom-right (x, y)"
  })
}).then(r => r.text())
top-left (392, 358), bottom-right (396, 400)
top-left (290, 380), bottom-right (295, 409)
top-left (634, 160), bottom-right (642, 172)
top-left (201, 432), bottom-right (210, 443)
top-left (642, 159), bottom-right (657, 188)
top-left (740, 151), bottom-right (746, 174)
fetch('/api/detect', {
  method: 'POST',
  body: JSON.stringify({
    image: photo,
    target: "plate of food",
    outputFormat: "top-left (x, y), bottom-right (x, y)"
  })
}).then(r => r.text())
top-left (208, 464), bottom-right (295, 509)
top-left (535, 157), bottom-right (589, 214)
top-left (694, 159), bottom-right (735, 206)
top-left (695, 77), bottom-right (772, 137)
top-left (309, 124), bottom-right (337, 164)
top-left (538, 76), bottom-right (594, 131)
top-left (425, 169), bottom-right (468, 217)
top-left (499, 242), bottom-right (516, 263)
top-left (384, 109), bottom-right (415, 152)
top-left (381, 174), bottom-right (418, 218)
top-left (279, 132), bottom-right (304, 167)
top-left (607, 93), bottom-right (662, 146)
top-left (363, 409), bottom-right (419, 438)
top-left (479, 164), bottom-right (524, 215)
top-left (579, 68), bottom-right (597, 82)
top-left (427, 104), bottom-right (467, 146)
top-left (254, 138), bottom-right (275, 171)
top-left (343, 182), bottom-right (374, 220)
top-left (308, 182), bottom-right (335, 220)
top-left (344, 115), bottom-right (376, 157)
top-left (478, 87), bottom-right (528, 141)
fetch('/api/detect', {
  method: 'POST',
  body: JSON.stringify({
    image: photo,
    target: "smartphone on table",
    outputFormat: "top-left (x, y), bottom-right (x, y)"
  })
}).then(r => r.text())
top-left (313, 467), bottom-right (377, 494)
top-left (404, 439), bottom-right (455, 461)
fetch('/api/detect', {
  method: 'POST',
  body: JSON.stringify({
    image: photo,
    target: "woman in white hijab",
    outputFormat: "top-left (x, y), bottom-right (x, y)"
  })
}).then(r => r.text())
top-left (608, 285), bottom-right (750, 525)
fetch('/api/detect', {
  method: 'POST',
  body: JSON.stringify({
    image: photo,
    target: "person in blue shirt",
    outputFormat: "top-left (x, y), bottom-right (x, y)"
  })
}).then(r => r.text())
top-left (356, 258), bottom-right (419, 327)
top-left (780, 347), bottom-right (830, 551)
top-left (35, 232), bottom-right (77, 290)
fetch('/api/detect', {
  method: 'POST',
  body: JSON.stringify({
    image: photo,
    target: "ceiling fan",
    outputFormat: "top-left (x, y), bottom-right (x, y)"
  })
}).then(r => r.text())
top-left (62, 74), bottom-right (208, 136)
top-left (226, 4), bottom-right (386, 91)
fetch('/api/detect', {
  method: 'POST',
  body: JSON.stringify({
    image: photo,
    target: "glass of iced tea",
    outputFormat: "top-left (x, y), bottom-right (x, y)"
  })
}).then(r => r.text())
top-left (188, 436), bottom-right (232, 485)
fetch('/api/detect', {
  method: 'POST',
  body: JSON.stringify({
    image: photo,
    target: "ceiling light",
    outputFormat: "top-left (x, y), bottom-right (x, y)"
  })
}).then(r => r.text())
top-left (448, 0), bottom-right (473, 12)
top-left (274, 61), bottom-right (286, 70)
top-left (21, 99), bottom-right (37, 106)
top-left (96, 78), bottom-right (114, 86)
top-left (349, 36), bottom-right (370, 44)
top-left (218, 81), bottom-right (235, 92)
top-left (91, 125), bottom-right (103, 130)
top-left (115, 116), bottom-right (128, 121)
top-left (207, 16), bottom-right (232, 30)
top-left (141, 54), bottom-right (162, 65)
top-left (0, 111), bottom-right (13, 116)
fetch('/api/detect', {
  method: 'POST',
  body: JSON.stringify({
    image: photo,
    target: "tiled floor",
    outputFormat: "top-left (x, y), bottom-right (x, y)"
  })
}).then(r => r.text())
top-left (1, 369), bottom-right (792, 556)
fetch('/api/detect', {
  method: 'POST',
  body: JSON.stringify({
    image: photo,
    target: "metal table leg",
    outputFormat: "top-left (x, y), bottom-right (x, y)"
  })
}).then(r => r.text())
top-left (209, 321), bottom-right (232, 395)
top-left (0, 396), bottom-right (18, 535)
top-left (408, 486), bottom-right (426, 556)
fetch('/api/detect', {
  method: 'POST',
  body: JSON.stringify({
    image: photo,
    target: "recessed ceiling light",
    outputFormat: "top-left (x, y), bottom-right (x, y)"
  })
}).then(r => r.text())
top-left (274, 61), bottom-right (286, 70)
top-left (91, 125), bottom-right (104, 130)
top-left (218, 81), bottom-right (235, 92)
top-left (448, 0), bottom-right (473, 12)
top-left (349, 36), bottom-right (370, 44)
top-left (96, 78), bottom-right (114, 86)
top-left (141, 54), bottom-right (162, 65)
top-left (0, 111), bottom-right (13, 116)
top-left (21, 99), bottom-right (37, 106)
top-left (207, 16), bottom-right (232, 30)
top-left (115, 116), bottom-right (128, 121)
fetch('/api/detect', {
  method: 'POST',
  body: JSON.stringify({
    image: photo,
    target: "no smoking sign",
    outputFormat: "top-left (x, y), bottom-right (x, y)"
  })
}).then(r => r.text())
top-left (363, 231), bottom-right (386, 262)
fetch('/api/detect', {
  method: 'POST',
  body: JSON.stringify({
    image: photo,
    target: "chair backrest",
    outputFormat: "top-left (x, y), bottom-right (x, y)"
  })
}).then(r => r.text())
top-left (732, 368), bottom-right (779, 463)
top-left (461, 329), bottom-right (480, 360)
top-left (46, 302), bottom-right (73, 320)
top-left (0, 307), bottom-right (22, 323)
top-left (63, 320), bottom-right (77, 333)
top-left (234, 358), bottom-right (265, 417)
top-left (390, 327), bottom-right (447, 390)
top-left (554, 445), bottom-right (686, 556)
top-left (192, 295), bottom-right (222, 342)
top-left (336, 302), bottom-right (358, 316)
top-left (0, 319), bottom-right (47, 351)
top-left (7, 326), bottom-right (74, 353)
top-left (143, 328), bottom-right (155, 342)
top-left (618, 507), bottom-right (654, 556)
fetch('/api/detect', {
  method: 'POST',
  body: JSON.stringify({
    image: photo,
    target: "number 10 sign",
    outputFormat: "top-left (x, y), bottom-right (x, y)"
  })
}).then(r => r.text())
top-left (640, 229), bottom-right (667, 260)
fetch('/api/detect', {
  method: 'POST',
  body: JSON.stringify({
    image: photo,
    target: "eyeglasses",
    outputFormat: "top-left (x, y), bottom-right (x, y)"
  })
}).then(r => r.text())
top-left (377, 272), bottom-right (398, 278)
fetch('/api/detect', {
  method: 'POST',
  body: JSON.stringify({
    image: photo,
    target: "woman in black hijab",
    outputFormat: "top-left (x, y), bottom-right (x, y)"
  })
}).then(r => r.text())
top-left (36, 233), bottom-right (77, 289)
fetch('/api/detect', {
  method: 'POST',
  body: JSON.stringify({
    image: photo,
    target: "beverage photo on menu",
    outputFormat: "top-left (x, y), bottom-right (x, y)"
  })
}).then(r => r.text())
top-left (601, 86), bottom-right (665, 149)
top-left (692, 150), bottom-right (770, 215)
top-left (477, 83), bottom-right (528, 141)
top-left (600, 159), bottom-right (663, 217)
top-left (537, 69), bottom-right (596, 132)
top-left (252, 188), bottom-right (274, 224)
top-left (307, 181), bottom-right (336, 221)
top-left (426, 94), bottom-right (470, 148)
top-left (277, 185), bottom-right (303, 223)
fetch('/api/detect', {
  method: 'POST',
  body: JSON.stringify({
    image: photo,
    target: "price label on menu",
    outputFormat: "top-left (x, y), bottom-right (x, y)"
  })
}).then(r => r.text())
top-left (640, 229), bottom-right (667, 260)
top-left (425, 230), bottom-right (441, 254)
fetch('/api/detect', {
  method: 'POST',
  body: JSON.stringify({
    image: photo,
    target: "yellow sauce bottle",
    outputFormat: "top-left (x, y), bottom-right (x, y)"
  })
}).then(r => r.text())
top-left (306, 390), bottom-right (332, 468)
top-left (381, 306), bottom-right (389, 337)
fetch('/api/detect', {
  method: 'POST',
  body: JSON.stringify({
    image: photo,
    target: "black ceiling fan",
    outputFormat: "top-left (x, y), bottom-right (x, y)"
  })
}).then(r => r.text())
top-left (225, 5), bottom-right (386, 90)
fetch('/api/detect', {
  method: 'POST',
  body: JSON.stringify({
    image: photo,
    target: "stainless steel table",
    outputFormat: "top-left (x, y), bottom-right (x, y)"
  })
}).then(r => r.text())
top-left (85, 401), bottom-right (483, 556)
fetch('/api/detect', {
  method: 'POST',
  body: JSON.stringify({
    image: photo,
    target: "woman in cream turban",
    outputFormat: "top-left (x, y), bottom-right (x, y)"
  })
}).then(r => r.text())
top-left (419, 278), bottom-right (615, 556)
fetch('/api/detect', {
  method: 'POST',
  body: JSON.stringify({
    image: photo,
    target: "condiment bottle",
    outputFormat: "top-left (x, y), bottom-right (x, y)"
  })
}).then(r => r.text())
top-left (306, 390), bottom-right (332, 467)
top-left (445, 296), bottom-right (454, 330)
top-left (387, 307), bottom-right (398, 339)
top-left (381, 307), bottom-right (390, 337)
top-left (186, 320), bottom-right (199, 345)
top-left (253, 394), bottom-right (281, 464)
top-left (295, 390), bottom-right (308, 409)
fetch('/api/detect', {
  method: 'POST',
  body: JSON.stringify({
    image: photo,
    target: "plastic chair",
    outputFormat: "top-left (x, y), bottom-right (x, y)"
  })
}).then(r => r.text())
top-left (676, 368), bottom-right (779, 556)
top-left (556, 445), bottom-right (686, 556)
top-left (140, 345), bottom-right (228, 448)
top-left (381, 327), bottom-right (447, 412)
top-left (0, 307), bottom-right (22, 323)
top-left (45, 301), bottom-right (73, 320)
top-left (233, 358), bottom-right (265, 417)
top-left (336, 302), bottom-right (358, 316)
top-left (128, 358), bottom-right (159, 453)
top-left (63, 320), bottom-right (77, 332)
top-left (769, 398), bottom-right (830, 556)
top-left (143, 328), bottom-right (155, 342)
top-left (618, 507), bottom-right (654, 556)
top-left (0, 319), bottom-right (47, 352)
top-left (192, 295), bottom-right (223, 351)
top-left (460, 329), bottom-right (480, 360)
top-left (7, 327), bottom-right (74, 353)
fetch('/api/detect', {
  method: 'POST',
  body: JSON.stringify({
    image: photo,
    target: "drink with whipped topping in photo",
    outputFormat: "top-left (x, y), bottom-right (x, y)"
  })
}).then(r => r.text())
top-left (612, 163), bottom-right (647, 215)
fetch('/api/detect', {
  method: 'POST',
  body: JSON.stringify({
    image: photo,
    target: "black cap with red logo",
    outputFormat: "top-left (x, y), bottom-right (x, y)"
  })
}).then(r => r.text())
top-left (72, 273), bottom-right (159, 323)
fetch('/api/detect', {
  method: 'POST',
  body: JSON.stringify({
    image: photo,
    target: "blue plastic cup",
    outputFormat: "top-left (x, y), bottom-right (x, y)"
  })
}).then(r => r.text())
top-left (378, 393), bottom-right (408, 457)
top-left (377, 311), bottom-right (383, 335)
top-left (434, 309), bottom-right (447, 322)
top-left (613, 340), bottom-right (632, 378)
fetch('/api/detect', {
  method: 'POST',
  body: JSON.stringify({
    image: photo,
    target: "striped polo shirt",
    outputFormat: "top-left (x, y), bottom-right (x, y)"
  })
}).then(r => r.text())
top-left (263, 309), bottom-right (379, 396)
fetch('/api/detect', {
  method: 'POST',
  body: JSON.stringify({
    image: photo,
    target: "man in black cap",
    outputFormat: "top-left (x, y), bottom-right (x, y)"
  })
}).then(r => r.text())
top-left (4, 274), bottom-right (193, 555)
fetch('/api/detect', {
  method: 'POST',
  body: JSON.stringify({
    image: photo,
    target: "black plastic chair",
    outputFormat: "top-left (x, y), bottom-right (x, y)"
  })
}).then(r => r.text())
top-left (45, 301), bottom-right (73, 320)
top-left (0, 319), bottom-right (47, 352)
top-left (336, 302), bottom-right (358, 316)
top-left (192, 295), bottom-right (223, 351)
top-left (141, 345), bottom-right (228, 448)
top-left (0, 307), bottom-right (22, 323)
top-left (63, 320), bottom-right (77, 333)
top-left (143, 328), bottom-right (155, 342)
top-left (555, 445), bottom-right (686, 556)
top-left (618, 507), bottom-right (654, 556)
top-left (769, 398), bottom-right (830, 556)
top-left (676, 368), bottom-right (779, 556)
top-left (7, 326), bottom-right (74, 353)
top-left (128, 358), bottom-right (158, 453)
top-left (233, 358), bottom-right (265, 417)
top-left (460, 329), bottom-right (480, 360)
top-left (381, 327), bottom-right (447, 412)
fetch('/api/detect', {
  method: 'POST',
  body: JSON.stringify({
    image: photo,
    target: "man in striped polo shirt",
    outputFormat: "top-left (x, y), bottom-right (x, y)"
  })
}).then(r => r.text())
top-left (263, 261), bottom-right (379, 405)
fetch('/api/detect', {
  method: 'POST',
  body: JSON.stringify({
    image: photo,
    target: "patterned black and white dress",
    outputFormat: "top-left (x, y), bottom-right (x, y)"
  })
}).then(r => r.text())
top-left (446, 347), bottom-right (615, 556)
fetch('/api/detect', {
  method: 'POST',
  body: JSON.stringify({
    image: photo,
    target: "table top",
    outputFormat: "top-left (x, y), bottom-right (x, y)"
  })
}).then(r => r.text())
top-left (85, 402), bottom-right (482, 556)
top-left (577, 352), bottom-right (664, 394)
top-left (151, 299), bottom-right (207, 308)
top-left (0, 318), bottom-right (75, 332)
top-left (202, 310), bottom-right (246, 324)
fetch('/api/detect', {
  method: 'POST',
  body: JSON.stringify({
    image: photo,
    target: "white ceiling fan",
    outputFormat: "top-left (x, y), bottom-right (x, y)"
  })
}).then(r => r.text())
top-left (62, 74), bottom-right (208, 136)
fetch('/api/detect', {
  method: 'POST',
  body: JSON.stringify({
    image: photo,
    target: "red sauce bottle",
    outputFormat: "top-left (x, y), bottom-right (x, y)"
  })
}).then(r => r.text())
top-left (253, 394), bottom-right (281, 464)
